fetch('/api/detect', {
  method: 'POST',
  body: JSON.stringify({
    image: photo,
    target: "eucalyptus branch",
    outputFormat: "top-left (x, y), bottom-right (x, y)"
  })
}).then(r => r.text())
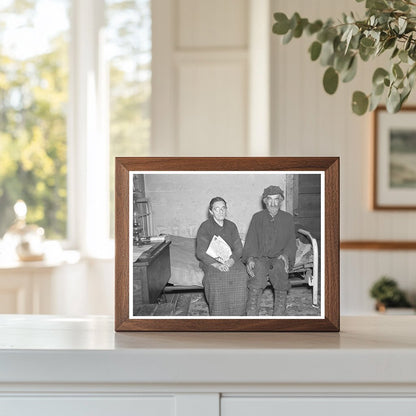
top-left (272, 0), bottom-right (416, 114)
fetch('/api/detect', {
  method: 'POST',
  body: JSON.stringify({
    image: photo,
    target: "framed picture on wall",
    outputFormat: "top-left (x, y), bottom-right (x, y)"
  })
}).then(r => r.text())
top-left (115, 157), bottom-right (339, 332)
top-left (374, 106), bottom-right (416, 209)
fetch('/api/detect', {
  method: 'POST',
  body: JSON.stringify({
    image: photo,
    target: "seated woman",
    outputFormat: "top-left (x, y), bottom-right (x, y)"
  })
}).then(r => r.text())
top-left (196, 197), bottom-right (248, 316)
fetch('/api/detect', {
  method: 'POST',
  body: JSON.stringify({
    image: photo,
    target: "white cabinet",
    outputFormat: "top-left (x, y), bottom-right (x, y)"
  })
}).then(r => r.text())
top-left (1, 396), bottom-right (175, 416)
top-left (222, 398), bottom-right (416, 416)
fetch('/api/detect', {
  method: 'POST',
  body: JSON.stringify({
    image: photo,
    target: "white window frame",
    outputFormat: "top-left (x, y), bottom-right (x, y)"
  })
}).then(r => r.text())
top-left (68, 0), bottom-right (112, 258)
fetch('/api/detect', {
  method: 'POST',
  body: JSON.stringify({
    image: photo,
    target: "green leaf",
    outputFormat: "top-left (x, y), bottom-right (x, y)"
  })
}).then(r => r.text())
top-left (317, 31), bottom-right (327, 43)
top-left (390, 21), bottom-right (400, 34)
top-left (309, 41), bottom-right (322, 61)
top-left (399, 49), bottom-right (408, 63)
top-left (293, 18), bottom-right (308, 38)
top-left (352, 91), bottom-right (369, 115)
top-left (369, 92), bottom-right (383, 111)
top-left (347, 13), bottom-right (355, 24)
top-left (386, 87), bottom-right (401, 113)
top-left (342, 25), bottom-right (359, 53)
top-left (405, 34), bottom-right (413, 51)
top-left (273, 13), bottom-right (290, 35)
top-left (398, 17), bottom-right (407, 34)
top-left (376, 43), bottom-right (385, 57)
top-left (323, 67), bottom-right (339, 94)
top-left (325, 27), bottom-right (338, 42)
top-left (377, 13), bottom-right (389, 25)
top-left (360, 37), bottom-right (375, 48)
top-left (334, 52), bottom-right (352, 73)
top-left (372, 68), bottom-right (389, 86)
top-left (408, 63), bottom-right (416, 78)
top-left (359, 44), bottom-right (375, 61)
top-left (342, 56), bottom-right (358, 82)
top-left (366, 0), bottom-right (388, 10)
top-left (374, 82), bottom-right (385, 96)
top-left (341, 26), bottom-right (352, 43)
top-left (290, 12), bottom-right (301, 30)
top-left (383, 37), bottom-right (396, 50)
top-left (391, 47), bottom-right (399, 59)
top-left (349, 32), bottom-right (361, 49)
top-left (408, 69), bottom-right (416, 89)
top-left (333, 35), bottom-right (341, 52)
top-left (400, 87), bottom-right (411, 106)
top-left (293, 22), bottom-right (303, 38)
top-left (409, 45), bottom-right (416, 61)
top-left (393, 63), bottom-right (404, 79)
top-left (307, 20), bottom-right (323, 35)
top-left (393, 0), bottom-right (409, 12)
top-left (320, 40), bottom-right (335, 66)
top-left (282, 29), bottom-right (293, 44)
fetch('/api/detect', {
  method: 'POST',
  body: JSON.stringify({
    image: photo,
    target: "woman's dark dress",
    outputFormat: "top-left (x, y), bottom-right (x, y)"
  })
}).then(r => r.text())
top-left (196, 217), bottom-right (248, 316)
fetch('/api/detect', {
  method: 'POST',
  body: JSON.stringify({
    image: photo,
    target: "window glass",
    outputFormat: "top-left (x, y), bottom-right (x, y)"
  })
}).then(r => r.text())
top-left (0, 0), bottom-right (70, 239)
top-left (106, 0), bottom-right (151, 237)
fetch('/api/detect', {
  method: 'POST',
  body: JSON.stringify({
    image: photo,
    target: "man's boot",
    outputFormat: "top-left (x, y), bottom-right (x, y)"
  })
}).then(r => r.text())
top-left (273, 290), bottom-right (287, 316)
top-left (246, 288), bottom-right (262, 316)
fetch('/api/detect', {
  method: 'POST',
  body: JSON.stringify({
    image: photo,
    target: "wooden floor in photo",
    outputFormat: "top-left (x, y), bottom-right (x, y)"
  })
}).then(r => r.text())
top-left (135, 285), bottom-right (320, 317)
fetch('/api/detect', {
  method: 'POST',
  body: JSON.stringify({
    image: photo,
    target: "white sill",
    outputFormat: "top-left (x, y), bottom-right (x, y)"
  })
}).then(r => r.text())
top-left (0, 238), bottom-right (115, 268)
top-left (0, 249), bottom-right (81, 270)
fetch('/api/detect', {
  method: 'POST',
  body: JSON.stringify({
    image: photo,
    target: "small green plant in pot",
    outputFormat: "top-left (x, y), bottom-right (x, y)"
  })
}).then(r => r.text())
top-left (370, 276), bottom-right (411, 312)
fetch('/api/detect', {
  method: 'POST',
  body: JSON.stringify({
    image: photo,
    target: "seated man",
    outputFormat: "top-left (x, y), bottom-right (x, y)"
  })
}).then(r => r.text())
top-left (242, 185), bottom-right (296, 316)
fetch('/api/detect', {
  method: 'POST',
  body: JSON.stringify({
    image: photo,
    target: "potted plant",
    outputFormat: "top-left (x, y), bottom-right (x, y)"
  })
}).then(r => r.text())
top-left (369, 276), bottom-right (413, 312)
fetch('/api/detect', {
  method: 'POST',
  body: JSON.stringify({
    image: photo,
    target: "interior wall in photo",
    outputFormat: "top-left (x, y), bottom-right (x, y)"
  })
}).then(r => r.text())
top-left (145, 173), bottom-right (287, 238)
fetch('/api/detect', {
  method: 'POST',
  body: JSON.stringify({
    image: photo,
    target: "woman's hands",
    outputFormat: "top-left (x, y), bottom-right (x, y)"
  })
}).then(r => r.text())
top-left (212, 263), bottom-right (228, 272)
top-left (212, 257), bottom-right (234, 272)
top-left (224, 258), bottom-right (234, 268)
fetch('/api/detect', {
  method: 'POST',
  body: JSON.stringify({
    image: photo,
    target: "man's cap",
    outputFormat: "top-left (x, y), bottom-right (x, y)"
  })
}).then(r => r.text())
top-left (262, 185), bottom-right (284, 199)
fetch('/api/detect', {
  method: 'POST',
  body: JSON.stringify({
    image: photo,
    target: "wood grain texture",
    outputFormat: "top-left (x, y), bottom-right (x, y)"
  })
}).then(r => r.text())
top-left (341, 241), bottom-right (416, 250)
top-left (115, 157), bottom-right (340, 332)
top-left (115, 159), bottom-right (130, 330)
top-left (325, 158), bottom-right (340, 331)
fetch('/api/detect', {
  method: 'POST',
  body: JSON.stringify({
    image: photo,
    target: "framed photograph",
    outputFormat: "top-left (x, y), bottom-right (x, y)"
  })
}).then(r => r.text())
top-left (115, 157), bottom-right (339, 332)
top-left (373, 106), bottom-right (416, 210)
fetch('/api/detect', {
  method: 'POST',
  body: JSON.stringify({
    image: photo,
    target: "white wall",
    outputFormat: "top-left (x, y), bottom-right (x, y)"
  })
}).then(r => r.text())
top-left (152, 0), bottom-right (251, 156)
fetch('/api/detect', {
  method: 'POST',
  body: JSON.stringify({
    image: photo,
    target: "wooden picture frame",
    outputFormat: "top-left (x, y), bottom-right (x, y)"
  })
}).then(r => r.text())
top-left (373, 106), bottom-right (416, 210)
top-left (115, 157), bottom-right (339, 332)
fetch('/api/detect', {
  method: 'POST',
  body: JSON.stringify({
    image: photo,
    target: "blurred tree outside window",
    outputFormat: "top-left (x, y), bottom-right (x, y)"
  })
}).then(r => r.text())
top-left (0, 0), bottom-right (151, 243)
top-left (106, 0), bottom-right (151, 237)
top-left (0, 0), bottom-right (70, 239)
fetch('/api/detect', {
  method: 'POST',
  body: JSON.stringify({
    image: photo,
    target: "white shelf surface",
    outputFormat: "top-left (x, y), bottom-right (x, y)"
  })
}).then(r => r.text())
top-left (0, 315), bottom-right (415, 388)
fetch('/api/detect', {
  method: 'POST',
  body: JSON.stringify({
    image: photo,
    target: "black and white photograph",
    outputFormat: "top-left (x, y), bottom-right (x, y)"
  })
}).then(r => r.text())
top-left (129, 171), bottom-right (324, 319)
